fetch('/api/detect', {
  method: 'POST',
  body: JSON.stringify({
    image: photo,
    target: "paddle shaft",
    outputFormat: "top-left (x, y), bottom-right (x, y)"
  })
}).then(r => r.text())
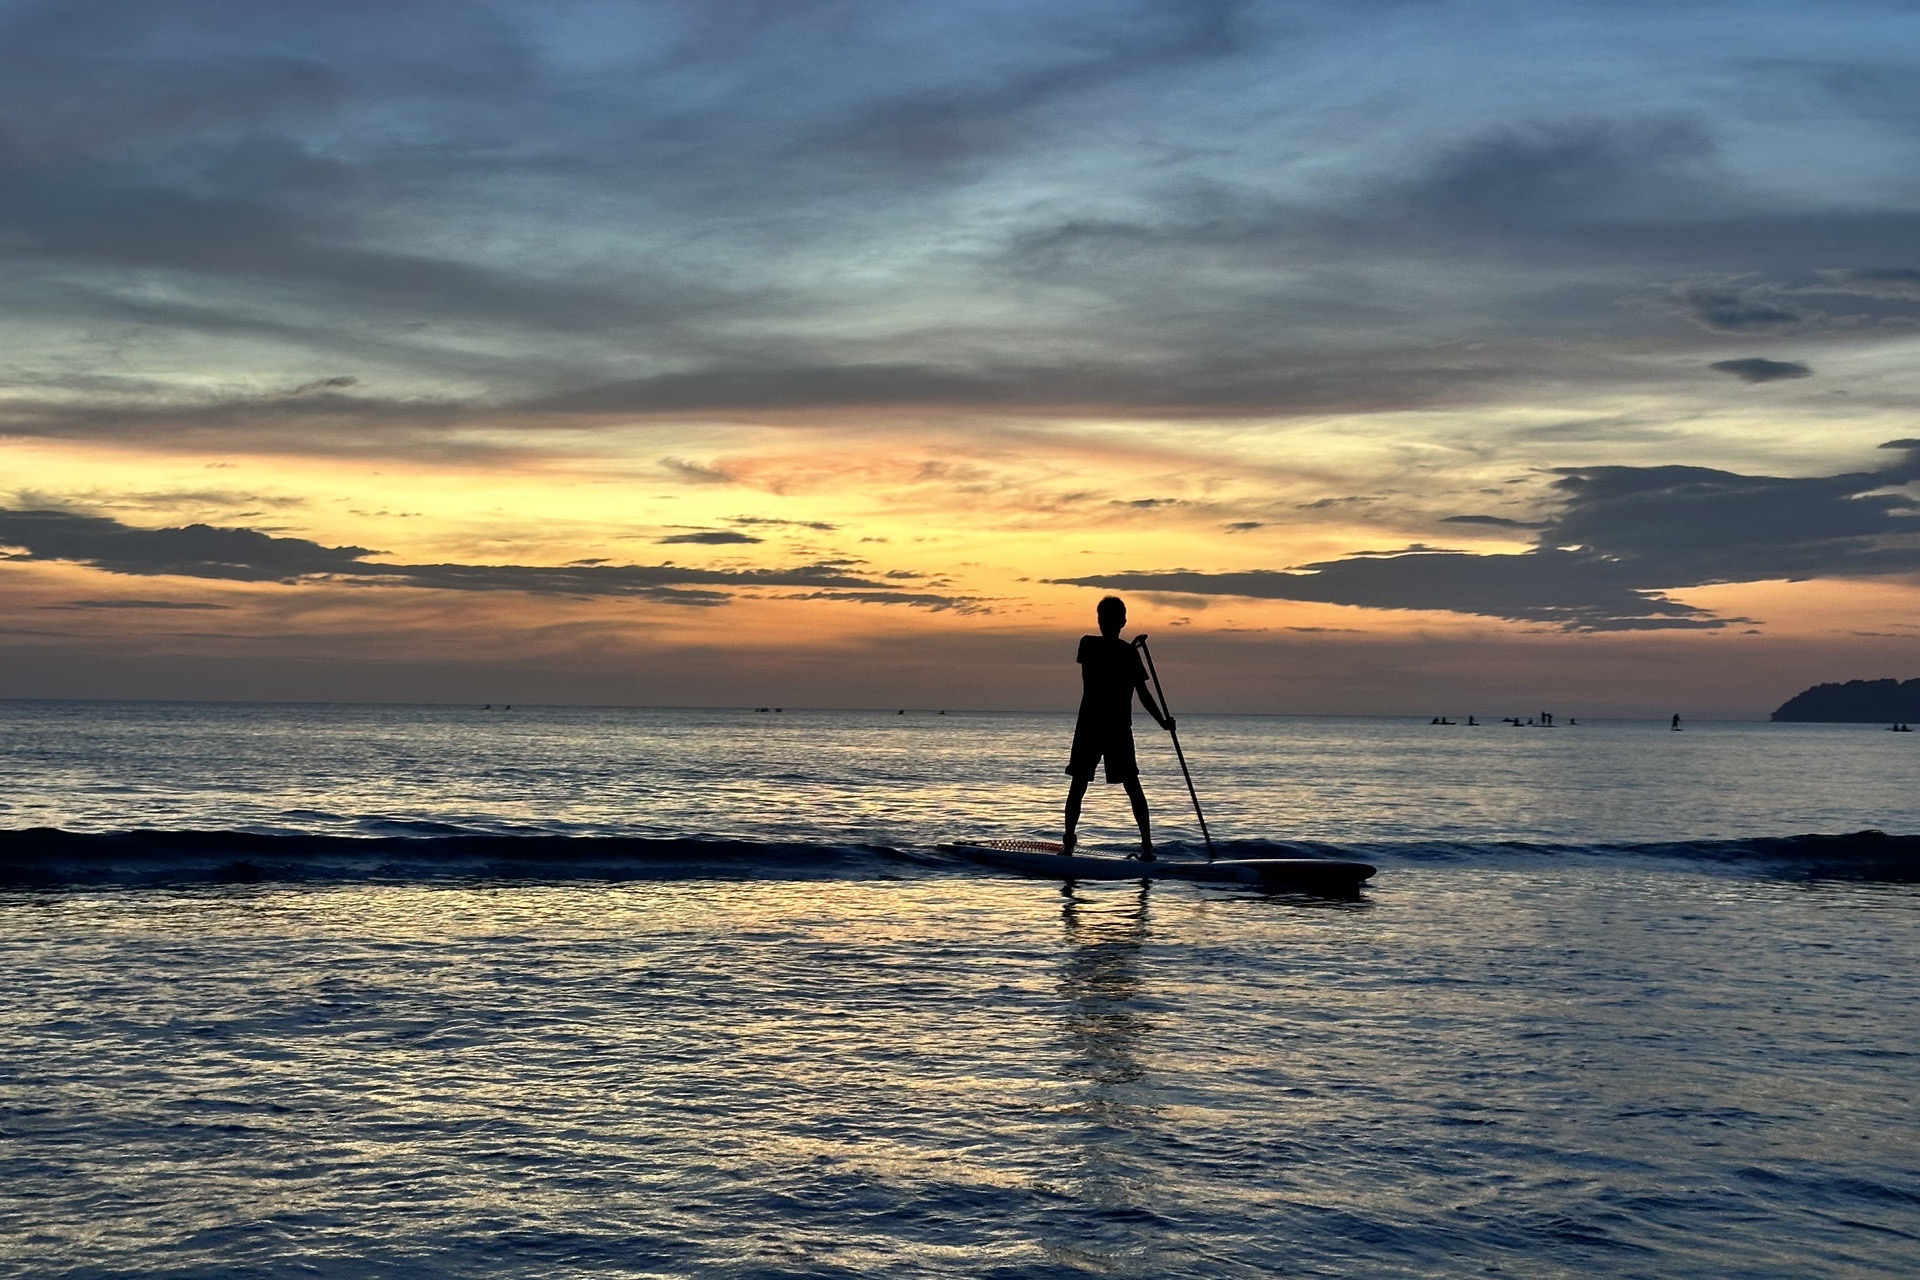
top-left (1133, 635), bottom-right (1216, 859)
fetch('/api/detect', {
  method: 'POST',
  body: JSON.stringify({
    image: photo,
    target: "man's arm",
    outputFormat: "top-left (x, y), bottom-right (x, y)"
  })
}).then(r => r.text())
top-left (1135, 680), bottom-right (1174, 732)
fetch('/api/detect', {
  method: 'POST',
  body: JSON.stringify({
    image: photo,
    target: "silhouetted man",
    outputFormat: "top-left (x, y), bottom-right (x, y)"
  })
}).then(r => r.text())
top-left (1064, 596), bottom-right (1173, 860)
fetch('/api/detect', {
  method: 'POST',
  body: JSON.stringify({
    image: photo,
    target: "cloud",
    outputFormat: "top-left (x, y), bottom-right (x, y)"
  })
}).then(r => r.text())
top-left (1814, 267), bottom-right (1920, 300)
top-left (729, 516), bottom-right (839, 531)
top-left (0, 508), bottom-right (375, 581)
top-left (1708, 357), bottom-right (1813, 383)
top-left (782, 589), bottom-right (990, 614)
top-left (1663, 279), bottom-right (1802, 333)
top-left (527, 354), bottom-right (1506, 417)
top-left (538, 364), bottom-right (1046, 413)
top-left (0, 0), bottom-right (531, 150)
top-left (0, 387), bottom-right (490, 455)
top-left (1296, 497), bottom-right (1378, 510)
top-left (808, 0), bottom-right (1247, 174)
top-left (1051, 440), bottom-right (1920, 630)
top-left (45, 599), bottom-right (231, 610)
top-left (988, 115), bottom-right (1919, 377)
top-left (290, 376), bottom-right (359, 395)
top-left (1057, 552), bottom-right (1725, 631)
top-left (1393, 117), bottom-right (1717, 232)
top-left (0, 137), bottom-right (718, 340)
top-left (8, 487), bottom-right (309, 516)
top-left (656, 530), bottom-right (764, 545)
top-left (659, 458), bottom-right (737, 485)
top-left (0, 508), bottom-right (894, 607)
top-left (1441, 514), bottom-right (1546, 530)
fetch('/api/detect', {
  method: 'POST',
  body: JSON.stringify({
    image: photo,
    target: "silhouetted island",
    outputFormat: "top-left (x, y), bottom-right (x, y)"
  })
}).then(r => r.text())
top-left (1771, 678), bottom-right (1920, 723)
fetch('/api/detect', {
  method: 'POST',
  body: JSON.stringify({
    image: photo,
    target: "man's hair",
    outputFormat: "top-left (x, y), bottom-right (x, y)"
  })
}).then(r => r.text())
top-left (1096, 595), bottom-right (1126, 621)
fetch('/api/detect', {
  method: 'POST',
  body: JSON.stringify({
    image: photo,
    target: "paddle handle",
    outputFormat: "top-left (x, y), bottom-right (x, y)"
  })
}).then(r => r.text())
top-left (1134, 635), bottom-right (1216, 860)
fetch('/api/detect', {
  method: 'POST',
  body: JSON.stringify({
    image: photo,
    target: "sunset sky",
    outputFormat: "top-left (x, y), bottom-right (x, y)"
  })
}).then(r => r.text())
top-left (4, 0), bottom-right (1919, 715)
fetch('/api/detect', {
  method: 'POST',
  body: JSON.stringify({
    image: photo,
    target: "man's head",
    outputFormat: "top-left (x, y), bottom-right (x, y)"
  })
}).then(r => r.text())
top-left (1096, 595), bottom-right (1127, 636)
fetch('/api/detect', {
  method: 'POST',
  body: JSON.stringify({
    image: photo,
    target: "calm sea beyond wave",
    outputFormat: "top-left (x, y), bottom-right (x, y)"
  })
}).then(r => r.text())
top-left (2, 700), bottom-right (1916, 1279)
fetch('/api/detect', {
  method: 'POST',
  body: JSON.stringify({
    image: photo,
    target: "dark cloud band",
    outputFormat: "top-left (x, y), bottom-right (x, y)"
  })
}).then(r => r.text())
top-left (1709, 357), bottom-right (1811, 383)
top-left (0, 508), bottom-right (975, 609)
top-left (1053, 441), bottom-right (1920, 631)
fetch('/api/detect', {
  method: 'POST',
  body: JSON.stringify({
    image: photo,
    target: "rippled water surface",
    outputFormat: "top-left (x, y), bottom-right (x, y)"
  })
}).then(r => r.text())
top-left (4, 700), bottom-right (1918, 845)
top-left (2, 702), bottom-right (1917, 1278)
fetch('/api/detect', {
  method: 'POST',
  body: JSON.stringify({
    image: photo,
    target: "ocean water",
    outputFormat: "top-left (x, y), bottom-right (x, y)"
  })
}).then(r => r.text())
top-left (2, 701), bottom-right (1916, 1279)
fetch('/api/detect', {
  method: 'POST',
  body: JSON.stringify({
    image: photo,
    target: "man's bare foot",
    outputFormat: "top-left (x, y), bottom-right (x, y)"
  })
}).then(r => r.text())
top-left (1061, 833), bottom-right (1077, 856)
top-left (1135, 845), bottom-right (1156, 862)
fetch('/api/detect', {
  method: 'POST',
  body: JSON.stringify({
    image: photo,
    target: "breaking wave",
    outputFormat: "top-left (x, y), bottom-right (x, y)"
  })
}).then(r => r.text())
top-left (1, 825), bottom-right (1915, 888)
top-left (0, 826), bottom-right (926, 888)
top-left (1201, 829), bottom-right (1920, 881)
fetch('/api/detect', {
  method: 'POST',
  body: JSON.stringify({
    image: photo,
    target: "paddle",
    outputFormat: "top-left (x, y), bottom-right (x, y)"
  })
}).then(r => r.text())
top-left (1133, 635), bottom-right (1216, 861)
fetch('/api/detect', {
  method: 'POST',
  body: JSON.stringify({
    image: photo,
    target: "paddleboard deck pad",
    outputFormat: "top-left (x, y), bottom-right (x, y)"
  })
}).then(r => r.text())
top-left (941, 839), bottom-right (1374, 891)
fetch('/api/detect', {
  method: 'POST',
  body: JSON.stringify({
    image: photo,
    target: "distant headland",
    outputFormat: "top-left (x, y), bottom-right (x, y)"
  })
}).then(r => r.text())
top-left (1771, 678), bottom-right (1920, 723)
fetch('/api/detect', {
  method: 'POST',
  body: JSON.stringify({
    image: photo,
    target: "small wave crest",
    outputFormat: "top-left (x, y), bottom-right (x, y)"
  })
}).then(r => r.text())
top-left (1171, 829), bottom-right (1920, 880)
top-left (0, 827), bottom-right (921, 888)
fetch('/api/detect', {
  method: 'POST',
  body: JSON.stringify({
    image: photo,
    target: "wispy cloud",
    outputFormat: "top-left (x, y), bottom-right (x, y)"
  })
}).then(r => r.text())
top-left (729, 516), bottom-right (839, 531)
top-left (44, 599), bottom-right (231, 611)
top-left (782, 589), bottom-right (990, 614)
top-left (1813, 267), bottom-right (1920, 300)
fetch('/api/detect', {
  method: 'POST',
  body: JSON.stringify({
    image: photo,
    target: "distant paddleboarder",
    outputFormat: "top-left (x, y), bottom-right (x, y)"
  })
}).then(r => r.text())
top-left (1063, 596), bottom-right (1174, 860)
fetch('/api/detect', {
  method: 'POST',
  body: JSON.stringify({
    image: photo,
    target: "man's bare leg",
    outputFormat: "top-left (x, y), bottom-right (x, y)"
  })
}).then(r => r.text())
top-left (1063, 776), bottom-right (1090, 854)
top-left (1122, 777), bottom-right (1154, 860)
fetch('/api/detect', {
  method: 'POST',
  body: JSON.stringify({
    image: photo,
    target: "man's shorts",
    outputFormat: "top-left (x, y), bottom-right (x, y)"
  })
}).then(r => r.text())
top-left (1066, 722), bottom-right (1138, 784)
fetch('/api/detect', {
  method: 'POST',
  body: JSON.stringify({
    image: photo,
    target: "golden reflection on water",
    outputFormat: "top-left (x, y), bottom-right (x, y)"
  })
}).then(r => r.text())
top-left (7, 871), bottom-right (1918, 1279)
top-left (1057, 885), bottom-right (1152, 1092)
top-left (1041, 884), bottom-right (1168, 1274)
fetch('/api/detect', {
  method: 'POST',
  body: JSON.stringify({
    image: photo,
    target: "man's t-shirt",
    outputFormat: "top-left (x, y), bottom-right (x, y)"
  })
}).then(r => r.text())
top-left (1076, 635), bottom-right (1147, 730)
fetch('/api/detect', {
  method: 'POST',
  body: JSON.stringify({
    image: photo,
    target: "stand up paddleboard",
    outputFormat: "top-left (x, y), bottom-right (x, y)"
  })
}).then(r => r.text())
top-left (941, 840), bottom-right (1375, 892)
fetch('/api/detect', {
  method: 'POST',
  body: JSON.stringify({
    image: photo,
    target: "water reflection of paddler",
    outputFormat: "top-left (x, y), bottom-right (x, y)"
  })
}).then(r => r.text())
top-left (1058, 887), bottom-right (1151, 1090)
top-left (1064, 596), bottom-right (1174, 861)
top-left (1042, 885), bottom-right (1170, 1273)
